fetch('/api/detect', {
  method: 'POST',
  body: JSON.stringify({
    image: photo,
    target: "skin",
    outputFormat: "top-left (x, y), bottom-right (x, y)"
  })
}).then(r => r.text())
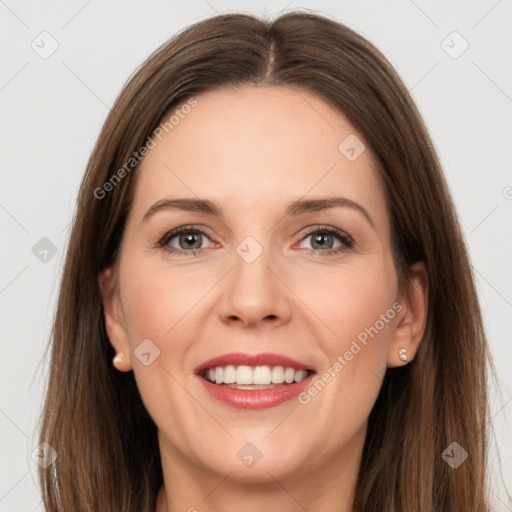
top-left (98, 84), bottom-right (428, 512)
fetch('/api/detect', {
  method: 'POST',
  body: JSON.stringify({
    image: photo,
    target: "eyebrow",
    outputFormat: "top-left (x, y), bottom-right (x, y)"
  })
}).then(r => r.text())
top-left (141, 196), bottom-right (376, 230)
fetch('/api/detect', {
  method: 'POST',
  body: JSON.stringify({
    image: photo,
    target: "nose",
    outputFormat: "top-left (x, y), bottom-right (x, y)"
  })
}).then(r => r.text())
top-left (217, 243), bottom-right (292, 329)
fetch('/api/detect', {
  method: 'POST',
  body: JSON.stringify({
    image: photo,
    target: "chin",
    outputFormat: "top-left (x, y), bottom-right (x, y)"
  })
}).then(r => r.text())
top-left (194, 439), bottom-right (314, 484)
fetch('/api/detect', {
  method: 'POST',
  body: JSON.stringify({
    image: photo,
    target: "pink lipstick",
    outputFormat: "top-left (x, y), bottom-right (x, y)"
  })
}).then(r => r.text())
top-left (195, 352), bottom-right (315, 410)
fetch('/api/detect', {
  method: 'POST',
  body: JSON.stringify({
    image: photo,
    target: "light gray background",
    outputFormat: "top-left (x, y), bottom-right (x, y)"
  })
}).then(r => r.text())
top-left (1, 1), bottom-right (511, 510)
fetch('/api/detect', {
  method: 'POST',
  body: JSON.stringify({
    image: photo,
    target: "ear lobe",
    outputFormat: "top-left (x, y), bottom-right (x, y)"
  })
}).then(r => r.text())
top-left (98, 267), bottom-right (132, 371)
top-left (387, 261), bottom-right (429, 367)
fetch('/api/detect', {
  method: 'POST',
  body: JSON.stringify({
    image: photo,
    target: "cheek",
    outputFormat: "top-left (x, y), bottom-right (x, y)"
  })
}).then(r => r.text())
top-left (117, 258), bottom-right (202, 437)
top-left (341, 275), bottom-right (395, 351)
top-left (118, 255), bottom-right (208, 343)
top-left (296, 260), bottom-right (397, 425)
top-left (296, 258), bottom-right (398, 351)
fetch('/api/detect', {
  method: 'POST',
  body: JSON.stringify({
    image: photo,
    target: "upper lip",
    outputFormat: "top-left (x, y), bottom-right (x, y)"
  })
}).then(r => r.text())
top-left (194, 352), bottom-right (315, 374)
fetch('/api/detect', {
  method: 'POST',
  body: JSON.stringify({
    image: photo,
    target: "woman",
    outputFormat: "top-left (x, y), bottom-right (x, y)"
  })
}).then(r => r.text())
top-left (38, 11), bottom-right (496, 511)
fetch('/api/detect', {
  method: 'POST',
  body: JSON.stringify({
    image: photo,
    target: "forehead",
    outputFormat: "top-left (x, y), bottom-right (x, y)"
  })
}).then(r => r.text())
top-left (131, 84), bottom-right (387, 230)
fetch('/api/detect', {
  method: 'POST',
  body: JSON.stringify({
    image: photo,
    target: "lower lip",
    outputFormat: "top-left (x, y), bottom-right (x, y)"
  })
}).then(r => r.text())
top-left (197, 375), bottom-right (314, 410)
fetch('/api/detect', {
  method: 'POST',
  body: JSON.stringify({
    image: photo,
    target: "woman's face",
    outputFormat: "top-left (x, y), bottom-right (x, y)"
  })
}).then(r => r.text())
top-left (100, 84), bottom-right (424, 485)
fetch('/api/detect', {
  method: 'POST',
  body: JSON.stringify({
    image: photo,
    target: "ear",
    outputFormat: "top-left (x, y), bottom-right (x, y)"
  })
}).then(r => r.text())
top-left (387, 261), bottom-right (429, 367)
top-left (98, 266), bottom-right (133, 372)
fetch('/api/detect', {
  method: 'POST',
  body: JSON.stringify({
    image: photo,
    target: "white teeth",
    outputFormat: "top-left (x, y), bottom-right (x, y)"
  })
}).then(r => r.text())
top-left (203, 365), bottom-right (311, 385)
top-left (236, 365), bottom-right (253, 385)
top-left (253, 365), bottom-right (272, 385)
top-left (271, 366), bottom-right (285, 383)
top-left (223, 365), bottom-right (236, 384)
top-left (284, 367), bottom-right (296, 383)
top-left (294, 369), bottom-right (307, 382)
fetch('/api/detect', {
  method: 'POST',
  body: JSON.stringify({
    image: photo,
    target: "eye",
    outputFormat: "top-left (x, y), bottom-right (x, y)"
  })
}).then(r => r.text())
top-left (157, 225), bottom-right (215, 256)
top-left (298, 225), bottom-right (354, 256)
top-left (156, 224), bottom-right (355, 257)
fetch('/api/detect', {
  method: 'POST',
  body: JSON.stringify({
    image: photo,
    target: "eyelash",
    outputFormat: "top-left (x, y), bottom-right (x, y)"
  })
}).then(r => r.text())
top-left (156, 224), bottom-right (354, 257)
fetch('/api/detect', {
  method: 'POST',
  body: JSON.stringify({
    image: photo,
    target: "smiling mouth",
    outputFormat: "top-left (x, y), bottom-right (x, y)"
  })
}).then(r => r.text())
top-left (199, 364), bottom-right (315, 389)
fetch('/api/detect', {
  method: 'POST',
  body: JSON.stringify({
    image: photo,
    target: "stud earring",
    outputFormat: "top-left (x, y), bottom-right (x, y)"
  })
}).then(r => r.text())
top-left (112, 352), bottom-right (124, 366)
top-left (398, 348), bottom-right (408, 362)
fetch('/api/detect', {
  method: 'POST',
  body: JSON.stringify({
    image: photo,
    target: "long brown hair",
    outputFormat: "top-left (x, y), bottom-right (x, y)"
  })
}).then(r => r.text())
top-left (38, 10), bottom-right (496, 511)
